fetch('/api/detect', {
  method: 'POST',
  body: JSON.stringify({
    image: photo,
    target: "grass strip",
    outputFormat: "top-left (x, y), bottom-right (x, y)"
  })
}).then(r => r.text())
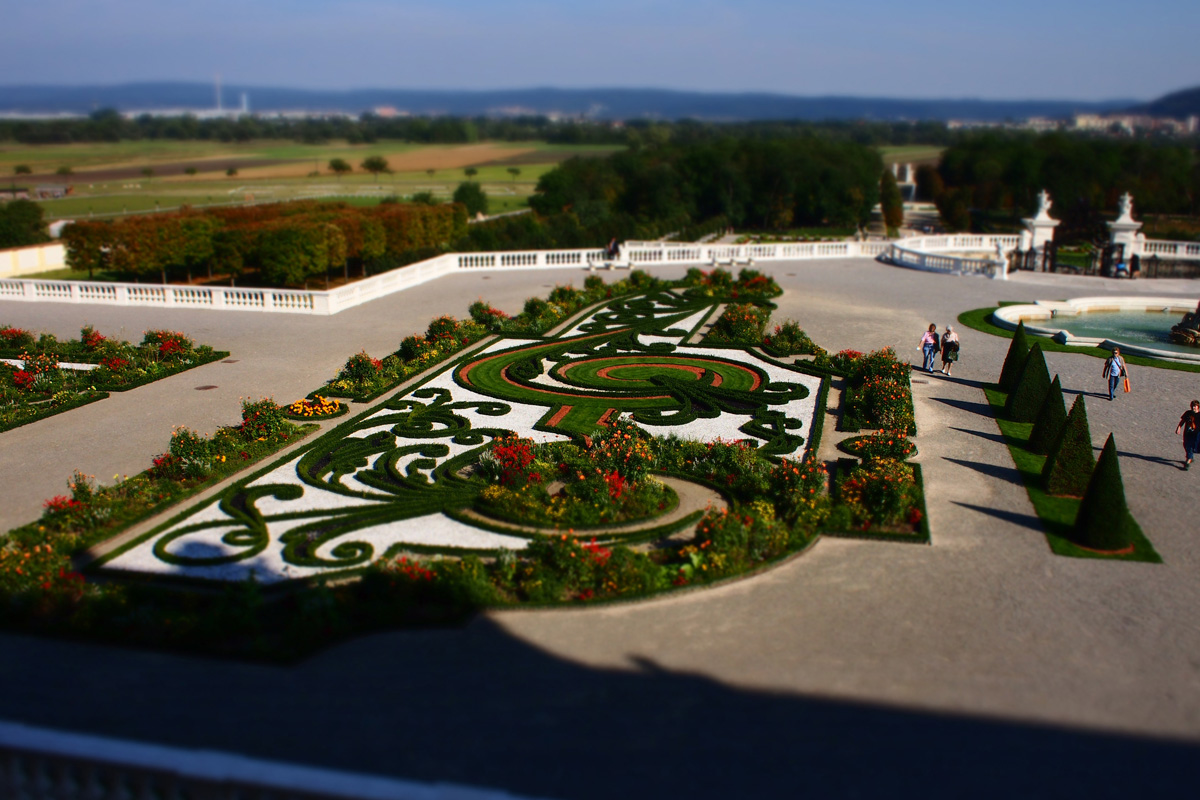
top-left (983, 385), bottom-right (1160, 562)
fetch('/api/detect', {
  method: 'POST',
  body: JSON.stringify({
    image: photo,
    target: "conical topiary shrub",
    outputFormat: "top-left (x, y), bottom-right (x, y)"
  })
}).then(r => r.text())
top-left (998, 320), bottom-right (1031, 391)
top-left (1042, 395), bottom-right (1096, 497)
top-left (1028, 375), bottom-right (1067, 454)
top-left (1069, 434), bottom-right (1134, 552)
top-left (1004, 343), bottom-right (1051, 422)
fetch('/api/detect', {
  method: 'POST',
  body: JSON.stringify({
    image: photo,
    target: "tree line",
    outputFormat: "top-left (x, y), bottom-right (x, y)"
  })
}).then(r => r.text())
top-left (61, 201), bottom-right (465, 288)
top-left (0, 108), bottom-right (951, 148)
top-left (922, 132), bottom-right (1200, 241)
top-left (447, 136), bottom-right (884, 253)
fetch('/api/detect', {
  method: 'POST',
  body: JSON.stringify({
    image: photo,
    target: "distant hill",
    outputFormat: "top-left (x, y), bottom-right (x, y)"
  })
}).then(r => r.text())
top-left (1128, 85), bottom-right (1200, 118)
top-left (0, 83), bottom-right (1136, 122)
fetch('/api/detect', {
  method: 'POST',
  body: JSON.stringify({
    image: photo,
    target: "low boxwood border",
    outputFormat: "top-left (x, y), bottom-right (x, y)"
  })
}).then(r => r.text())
top-left (958, 306), bottom-right (1200, 374)
top-left (8, 282), bottom-right (864, 660)
top-left (820, 458), bottom-right (931, 545)
top-left (0, 390), bottom-right (109, 434)
top-left (0, 349), bottom-right (229, 434)
top-left (837, 434), bottom-right (917, 460)
top-left (983, 384), bottom-right (1160, 562)
top-left (1, 423), bottom-right (322, 577)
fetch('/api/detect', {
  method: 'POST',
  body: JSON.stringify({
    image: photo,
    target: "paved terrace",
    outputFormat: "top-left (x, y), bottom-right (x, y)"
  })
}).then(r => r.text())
top-left (1, 262), bottom-right (1198, 798)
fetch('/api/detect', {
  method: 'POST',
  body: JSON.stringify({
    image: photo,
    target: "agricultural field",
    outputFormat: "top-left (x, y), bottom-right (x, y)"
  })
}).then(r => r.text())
top-left (878, 145), bottom-right (944, 165)
top-left (0, 140), bottom-right (624, 220)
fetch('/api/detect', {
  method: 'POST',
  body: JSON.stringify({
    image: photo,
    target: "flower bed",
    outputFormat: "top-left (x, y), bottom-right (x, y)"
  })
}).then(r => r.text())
top-left (701, 303), bottom-right (771, 346)
top-left (677, 267), bottom-right (782, 304)
top-left (824, 457), bottom-right (929, 543)
top-left (0, 271), bottom-right (946, 659)
top-left (837, 430), bottom-right (917, 461)
top-left (284, 395), bottom-right (347, 420)
top-left (0, 325), bottom-right (227, 433)
top-left (0, 399), bottom-right (315, 640)
top-left (839, 347), bottom-right (917, 434)
top-left (474, 423), bottom-right (678, 530)
top-left (761, 320), bottom-right (827, 357)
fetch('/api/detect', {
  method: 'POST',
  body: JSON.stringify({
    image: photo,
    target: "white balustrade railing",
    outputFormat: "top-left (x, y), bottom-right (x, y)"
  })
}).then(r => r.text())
top-left (0, 720), bottom-right (535, 800)
top-left (886, 235), bottom-right (1015, 279)
top-left (1139, 239), bottom-right (1200, 260)
top-left (0, 240), bottom-right (889, 317)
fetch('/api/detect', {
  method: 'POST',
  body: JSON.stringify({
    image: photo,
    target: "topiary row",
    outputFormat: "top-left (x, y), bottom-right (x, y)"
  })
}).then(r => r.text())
top-left (997, 324), bottom-right (1137, 553)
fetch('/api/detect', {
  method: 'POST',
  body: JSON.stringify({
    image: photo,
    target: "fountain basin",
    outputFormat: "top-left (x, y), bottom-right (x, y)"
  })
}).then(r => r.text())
top-left (991, 296), bottom-right (1200, 363)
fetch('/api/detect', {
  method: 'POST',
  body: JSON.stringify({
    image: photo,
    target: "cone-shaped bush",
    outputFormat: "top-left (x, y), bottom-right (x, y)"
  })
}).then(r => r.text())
top-left (1004, 343), bottom-right (1051, 422)
top-left (998, 320), bottom-right (1031, 390)
top-left (1042, 395), bottom-right (1095, 497)
top-left (1069, 434), bottom-right (1135, 552)
top-left (1028, 375), bottom-right (1067, 454)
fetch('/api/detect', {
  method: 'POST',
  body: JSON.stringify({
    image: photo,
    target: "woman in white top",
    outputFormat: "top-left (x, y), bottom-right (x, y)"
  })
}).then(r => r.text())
top-left (918, 323), bottom-right (939, 373)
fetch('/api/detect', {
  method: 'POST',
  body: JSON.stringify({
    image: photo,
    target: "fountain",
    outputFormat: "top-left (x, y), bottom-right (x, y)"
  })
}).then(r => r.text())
top-left (1169, 301), bottom-right (1200, 347)
top-left (992, 296), bottom-right (1200, 363)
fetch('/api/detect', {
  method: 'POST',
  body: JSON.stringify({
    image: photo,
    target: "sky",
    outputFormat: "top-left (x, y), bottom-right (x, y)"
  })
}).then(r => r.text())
top-left (2, 0), bottom-right (1197, 101)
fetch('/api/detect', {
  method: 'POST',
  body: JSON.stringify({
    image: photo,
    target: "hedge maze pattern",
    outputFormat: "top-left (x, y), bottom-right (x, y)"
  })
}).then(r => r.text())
top-left (101, 291), bottom-right (821, 584)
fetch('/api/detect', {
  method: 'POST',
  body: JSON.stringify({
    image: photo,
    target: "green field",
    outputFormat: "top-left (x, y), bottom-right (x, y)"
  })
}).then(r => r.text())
top-left (0, 140), bottom-right (624, 220)
top-left (878, 145), bottom-right (944, 165)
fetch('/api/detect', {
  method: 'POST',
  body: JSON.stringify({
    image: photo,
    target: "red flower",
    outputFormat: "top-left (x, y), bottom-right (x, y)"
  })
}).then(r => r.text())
top-left (43, 495), bottom-right (80, 514)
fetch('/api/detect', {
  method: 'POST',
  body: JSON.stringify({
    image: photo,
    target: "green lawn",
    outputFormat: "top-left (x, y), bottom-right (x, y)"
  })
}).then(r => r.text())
top-left (983, 386), bottom-right (1159, 562)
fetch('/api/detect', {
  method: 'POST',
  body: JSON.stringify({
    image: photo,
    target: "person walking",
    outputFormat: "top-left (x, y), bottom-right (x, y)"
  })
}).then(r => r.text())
top-left (939, 325), bottom-right (960, 376)
top-left (918, 323), bottom-right (939, 373)
top-left (1102, 347), bottom-right (1127, 401)
top-left (1175, 399), bottom-right (1200, 470)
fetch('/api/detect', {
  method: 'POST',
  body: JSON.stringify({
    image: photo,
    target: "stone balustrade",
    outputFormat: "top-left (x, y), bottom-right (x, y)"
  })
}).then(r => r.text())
top-left (886, 234), bottom-right (1019, 278)
top-left (0, 720), bottom-right (526, 800)
top-left (1139, 239), bottom-right (1200, 260)
top-left (0, 240), bottom-right (891, 316)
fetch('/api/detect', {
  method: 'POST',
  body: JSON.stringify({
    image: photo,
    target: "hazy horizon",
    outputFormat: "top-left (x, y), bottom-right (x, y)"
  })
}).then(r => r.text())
top-left (3, 0), bottom-right (1196, 102)
top-left (0, 81), bottom-right (1154, 105)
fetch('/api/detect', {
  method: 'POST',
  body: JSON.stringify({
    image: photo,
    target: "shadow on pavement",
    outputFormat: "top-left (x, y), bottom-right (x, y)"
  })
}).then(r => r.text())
top-left (952, 501), bottom-right (1044, 534)
top-left (926, 374), bottom-right (988, 390)
top-left (949, 426), bottom-right (1008, 445)
top-left (930, 396), bottom-right (994, 417)
top-left (1117, 448), bottom-right (1185, 469)
top-left (1063, 387), bottom-right (1112, 401)
top-left (0, 617), bottom-right (1195, 799)
top-left (942, 457), bottom-right (1024, 487)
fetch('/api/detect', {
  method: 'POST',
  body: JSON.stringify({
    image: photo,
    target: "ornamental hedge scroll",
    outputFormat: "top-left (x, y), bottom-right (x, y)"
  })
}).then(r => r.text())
top-left (97, 290), bottom-right (822, 584)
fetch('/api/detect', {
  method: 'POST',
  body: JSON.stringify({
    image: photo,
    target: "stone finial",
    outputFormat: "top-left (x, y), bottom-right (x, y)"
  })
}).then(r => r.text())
top-left (1036, 190), bottom-right (1052, 218)
top-left (1116, 192), bottom-right (1134, 223)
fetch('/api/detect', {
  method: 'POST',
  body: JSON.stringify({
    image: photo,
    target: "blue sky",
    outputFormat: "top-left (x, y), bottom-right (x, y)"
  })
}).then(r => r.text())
top-left (2, 0), bottom-right (1197, 100)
